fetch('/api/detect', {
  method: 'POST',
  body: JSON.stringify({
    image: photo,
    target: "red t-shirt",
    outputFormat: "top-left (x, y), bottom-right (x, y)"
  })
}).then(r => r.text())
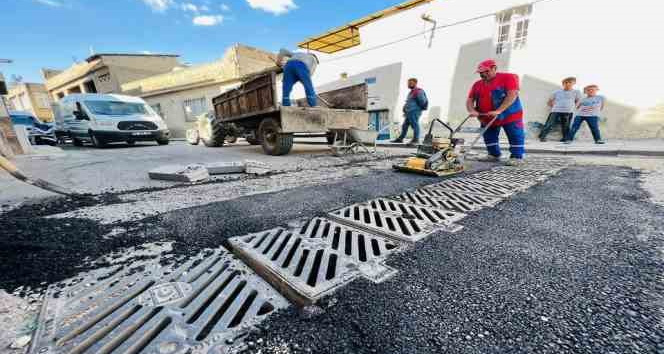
top-left (468, 72), bottom-right (523, 126)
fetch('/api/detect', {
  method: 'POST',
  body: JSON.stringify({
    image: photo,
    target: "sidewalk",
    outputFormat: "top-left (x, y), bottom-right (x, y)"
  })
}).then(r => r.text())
top-left (376, 138), bottom-right (664, 157)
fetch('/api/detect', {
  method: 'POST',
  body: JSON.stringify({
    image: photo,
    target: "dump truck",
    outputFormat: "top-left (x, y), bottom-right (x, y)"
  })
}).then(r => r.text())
top-left (209, 69), bottom-right (370, 155)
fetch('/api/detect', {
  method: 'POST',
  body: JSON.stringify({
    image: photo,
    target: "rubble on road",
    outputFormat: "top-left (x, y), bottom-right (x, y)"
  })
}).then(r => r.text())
top-left (204, 161), bottom-right (246, 175)
top-left (148, 164), bottom-right (209, 182)
top-left (245, 160), bottom-right (271, 175)
top-left (149, 160), bottom-right (273, 182)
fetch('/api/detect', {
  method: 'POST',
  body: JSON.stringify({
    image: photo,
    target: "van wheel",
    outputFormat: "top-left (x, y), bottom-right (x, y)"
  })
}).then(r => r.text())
top-left (91, 133), bottom-right (106, 148)
top-left (259, 118), bottom-right (293, 156)
top-left (72, 138), bottom-right (84, 147)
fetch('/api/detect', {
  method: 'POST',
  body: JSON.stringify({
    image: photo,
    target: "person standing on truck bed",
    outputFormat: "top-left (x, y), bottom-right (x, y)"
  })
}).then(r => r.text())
top-left (276, 48), bottom-right (319, 107)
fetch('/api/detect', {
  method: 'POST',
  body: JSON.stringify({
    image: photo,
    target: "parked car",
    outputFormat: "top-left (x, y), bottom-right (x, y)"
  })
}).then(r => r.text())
top-left (54, 93), bottom-right (170, 148)
top-left (9, 110), bottom-right (57, 145)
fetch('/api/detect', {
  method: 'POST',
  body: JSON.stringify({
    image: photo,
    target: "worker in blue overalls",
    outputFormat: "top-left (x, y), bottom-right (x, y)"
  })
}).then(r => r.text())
top-left (276, 48), bottom-right (319, 107)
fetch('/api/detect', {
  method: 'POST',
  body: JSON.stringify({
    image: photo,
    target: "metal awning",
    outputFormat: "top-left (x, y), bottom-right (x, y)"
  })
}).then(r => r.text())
top-left (298, 0), bottom-right (434, 54)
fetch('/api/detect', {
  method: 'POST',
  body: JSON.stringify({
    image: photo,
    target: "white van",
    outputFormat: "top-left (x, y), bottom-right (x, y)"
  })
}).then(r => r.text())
top-left (55, 93), bottom-right (170, 147)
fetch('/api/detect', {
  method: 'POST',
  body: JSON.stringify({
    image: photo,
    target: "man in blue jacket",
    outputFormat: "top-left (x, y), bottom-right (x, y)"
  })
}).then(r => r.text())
top-left (392, 78), bottom-right (428, 146)
top-left (276, 48), bottom-right (319, 107)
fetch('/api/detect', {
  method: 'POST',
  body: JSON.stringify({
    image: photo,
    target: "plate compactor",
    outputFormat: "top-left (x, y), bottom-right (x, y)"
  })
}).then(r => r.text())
top-left (393, 115), bottom-right (497, 177)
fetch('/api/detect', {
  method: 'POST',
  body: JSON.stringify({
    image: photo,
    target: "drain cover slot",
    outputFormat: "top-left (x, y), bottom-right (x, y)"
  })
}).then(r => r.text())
top-left (424, 177), bottom-right (518, 197)
top-left (329, 198), bottom-right (466, 242)
top-left (228, 218), bottom-right (400, 306)
top-left (29, 248), bottom-right (288, 354)
top-left (391, 188), bottom-right (501, 212)
top-left (465, 167), bottom-right (552, 187)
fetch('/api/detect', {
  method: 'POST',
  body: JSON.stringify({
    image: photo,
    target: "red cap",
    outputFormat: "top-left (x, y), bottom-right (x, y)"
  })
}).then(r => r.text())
top-left (476, 59), bottom-right (497, 73)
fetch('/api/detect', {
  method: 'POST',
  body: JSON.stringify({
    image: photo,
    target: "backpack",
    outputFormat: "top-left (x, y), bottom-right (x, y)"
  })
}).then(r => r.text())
top-left (412, 88), bottom-right (429, 111)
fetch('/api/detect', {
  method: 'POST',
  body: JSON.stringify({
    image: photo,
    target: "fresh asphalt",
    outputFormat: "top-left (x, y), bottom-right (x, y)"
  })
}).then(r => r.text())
top-left (1, 163), bottom-right (663, 354)
top-left (244, 166), bottom-right (664, 354)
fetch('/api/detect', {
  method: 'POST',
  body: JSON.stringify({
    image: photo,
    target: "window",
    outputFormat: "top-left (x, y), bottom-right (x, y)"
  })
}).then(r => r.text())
top-left (84, 100), bottom-right (150, 116)
top-left (182, 97), bottom-right (208, 122)
top-left (83, 80), bottom-right (97, 93)
top-left (495, 5), bottom-right (532, 54)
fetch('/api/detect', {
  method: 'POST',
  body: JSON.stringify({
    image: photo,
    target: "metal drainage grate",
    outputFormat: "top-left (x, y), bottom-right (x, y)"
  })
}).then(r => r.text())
top-left (465, 167), bottom-right (552, 187)
top-left (329, 198), bottom-right (466, 242)
top-left (516, 157), bottom-right (573, 170)
top-left (29, 248), bottom-right (288, 354)
top-left (424, 177), bottom-right (518, 197)
top-left (391, 188), bottom-right (501, 213)
top-left (228, 218), bottom-right (400, 305)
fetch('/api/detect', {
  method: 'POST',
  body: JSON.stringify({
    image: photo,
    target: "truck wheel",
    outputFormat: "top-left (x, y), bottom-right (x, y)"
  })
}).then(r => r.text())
top-left (203, 119), bottom-right (225, 147)
top-left (225, 135), bottom-right (238, 144)
top-left (186, 129), bottom-right (200, 145)
top-left (259, 118), bottom-right (293, 155)
top-left (72, 137), bottom-right (84, 147)
top-left (91, 133), bottom-right (107, 148)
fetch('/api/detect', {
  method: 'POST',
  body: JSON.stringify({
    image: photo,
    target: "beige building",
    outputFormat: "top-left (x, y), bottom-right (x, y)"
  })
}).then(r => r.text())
top-left (5, 82), bottom-right (54, 122)
top-left (121, 44), bottom-right (276, 138)
top-left (43, 53), bottom-right (181, 101)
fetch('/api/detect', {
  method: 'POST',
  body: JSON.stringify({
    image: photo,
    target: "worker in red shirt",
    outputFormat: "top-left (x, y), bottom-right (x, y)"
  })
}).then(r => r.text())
top-left (466, 59), bottom-right (525, 166)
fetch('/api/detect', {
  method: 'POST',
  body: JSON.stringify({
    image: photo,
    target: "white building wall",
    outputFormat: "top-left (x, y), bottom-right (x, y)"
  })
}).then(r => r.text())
top-left (313, 0), bottom-right (664, 139)
top-left (143, 82), bottom-right (238, 138)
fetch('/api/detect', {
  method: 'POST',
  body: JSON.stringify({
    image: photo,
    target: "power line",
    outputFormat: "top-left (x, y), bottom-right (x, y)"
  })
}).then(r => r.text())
top-left (321, 0), bottom-right (555, 63)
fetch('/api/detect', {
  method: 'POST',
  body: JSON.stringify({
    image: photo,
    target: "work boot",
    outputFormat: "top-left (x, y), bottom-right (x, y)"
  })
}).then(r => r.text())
top-left (390, 138), bottom-right (404, 144)
top-left (476, 154), bottom-right (500, 162)
top-left (505, 158), bottom-right (525, 167)
top-left (406, 139), bottom-right (420, 147)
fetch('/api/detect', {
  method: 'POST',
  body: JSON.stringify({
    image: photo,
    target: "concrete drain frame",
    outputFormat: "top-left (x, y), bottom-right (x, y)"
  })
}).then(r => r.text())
top-left (29, 248), bottom-right (289, 354)
top-left (424, 177), bottom-right (520, 197)
top-left (228, 217), bottom-right (401, 306)
top-left (328, 198), bottom-right (466, 243)
top-left (391, 188), bottom-right (502, 213)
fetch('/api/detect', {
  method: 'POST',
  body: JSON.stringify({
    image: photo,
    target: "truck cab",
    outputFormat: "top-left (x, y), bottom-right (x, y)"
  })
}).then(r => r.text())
top-left (55, 93), bottom-right (170, 147)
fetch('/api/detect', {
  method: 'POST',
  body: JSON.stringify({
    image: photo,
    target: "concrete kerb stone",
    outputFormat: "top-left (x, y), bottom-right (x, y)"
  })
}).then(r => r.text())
top-left (204, 161), bottom-right (246, 175)
top-left (148, 164), bottom-right (210, 182)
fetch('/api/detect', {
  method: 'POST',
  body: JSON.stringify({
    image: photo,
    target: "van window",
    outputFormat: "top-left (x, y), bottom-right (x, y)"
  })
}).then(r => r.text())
top-left (84, 100), bottom-right (150, 116)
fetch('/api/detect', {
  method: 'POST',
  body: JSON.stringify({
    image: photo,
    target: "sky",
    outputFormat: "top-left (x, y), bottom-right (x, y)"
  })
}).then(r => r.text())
top-left (2, 0), bottom-right (407, 83)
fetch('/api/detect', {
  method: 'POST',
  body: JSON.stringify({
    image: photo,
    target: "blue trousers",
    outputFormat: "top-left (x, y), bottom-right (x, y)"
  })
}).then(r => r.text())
top-left (397, 111), bottom-right (422, 140)
top-left (282, 60), bottom-right (317, 107)
top-left (569, 116), bottom-right (602, 141)
top-left (483, 120), bottom-right (525, 159)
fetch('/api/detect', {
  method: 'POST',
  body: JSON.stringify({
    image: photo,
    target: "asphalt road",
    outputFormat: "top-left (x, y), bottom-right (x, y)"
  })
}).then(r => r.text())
top-left (244, 166), bottom-right (664, 354)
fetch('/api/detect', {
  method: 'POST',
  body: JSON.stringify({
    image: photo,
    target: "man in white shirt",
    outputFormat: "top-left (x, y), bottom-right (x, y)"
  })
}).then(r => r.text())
top-left (539, 77), bottom-right (582, 142)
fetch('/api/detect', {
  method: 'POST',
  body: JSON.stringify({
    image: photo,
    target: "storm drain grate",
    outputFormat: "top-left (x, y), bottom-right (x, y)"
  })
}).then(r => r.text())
top-left (465, 167), bottom-right (553, 187)
top-left (391, 188), bottom-right (501, 213)
top-left (424, 177), bottom-right (518, 197)
top-left (228, 218), bottom-right (400, 305)
top-left (516, 157), bottom-right (573, 170)
top-left (29, 248), bottom-right (288, 354)
top-left (329, 198), bottom-right (466, 242)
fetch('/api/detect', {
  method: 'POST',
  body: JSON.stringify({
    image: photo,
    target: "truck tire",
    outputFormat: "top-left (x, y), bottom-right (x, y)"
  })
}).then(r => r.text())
top-left (203, 119), bottom-right (225, 147)
top-left (246, 132), bottom-right (261, 145)
top-left (259, 118), bottom-right (293, 156)
top-left (225, 135), bottom-right (238, 144)
top-left (90, 133), bottom-right (107, 148)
